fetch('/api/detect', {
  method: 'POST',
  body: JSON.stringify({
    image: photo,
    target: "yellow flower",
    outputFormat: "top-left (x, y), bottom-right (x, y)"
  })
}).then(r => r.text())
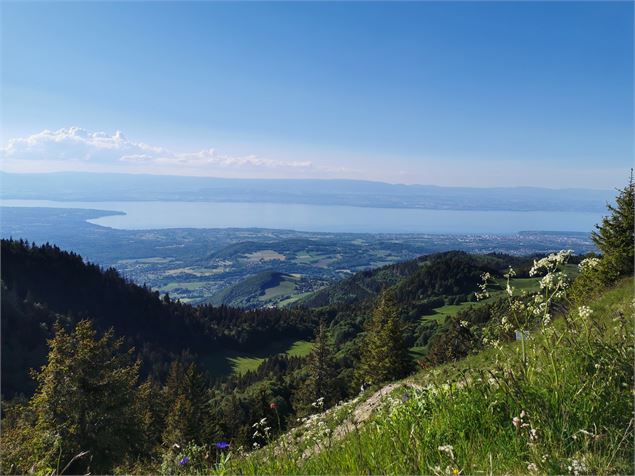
top-left (452, 468), bottom-right (459, 475)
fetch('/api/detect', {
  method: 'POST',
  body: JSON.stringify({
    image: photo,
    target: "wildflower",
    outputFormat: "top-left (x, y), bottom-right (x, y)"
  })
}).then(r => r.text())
top-left (178, 457), bottom-right (190, 465)
top-left (311, 397), bottom-right (325, 408)
top-left (215, 441), bottom-right (230, 449)
top-left (578, 257), bottom-right (600, 272)
top-left (452, 468), bottom-right (460, 475)
top-left (506, 282), bottom-right (514, 297)
top-left (568, 457), bottom-right (588, 476)
top-left (438, 444), bottom-right (454, 459)
top-left (512, 416), bottom-right (521, 429)
top-left (476, 272), bottom-right (493, 300)
top-left (252, 442), bottom-right (260, 449)
top-left (527, 463), bottom-right (538, 472)
top-left (578, 306), bottom-right (593, 320)
top-left (529, 428), bottom-right (539, 442)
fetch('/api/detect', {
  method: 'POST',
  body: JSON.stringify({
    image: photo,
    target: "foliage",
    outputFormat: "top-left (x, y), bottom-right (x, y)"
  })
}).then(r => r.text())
top-left (1, 320), bottom-right (141, 475)
top-left (162, 362), bottom-right (210, 447)
top-left (356, 290), bottom-right (413, 386)
top-left (592, 172), bottom-right (634, 277)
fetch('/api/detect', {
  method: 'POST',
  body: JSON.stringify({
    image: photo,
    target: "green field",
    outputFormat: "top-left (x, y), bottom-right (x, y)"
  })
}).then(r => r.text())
top-left (419, 273), bottom-right (558, 324)
top-left (203, 338), bottom-right (314, 377)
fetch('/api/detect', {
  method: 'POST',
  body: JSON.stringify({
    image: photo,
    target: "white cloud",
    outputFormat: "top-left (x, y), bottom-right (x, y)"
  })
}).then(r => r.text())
top-left (1, 127), bottom-right (313, 176)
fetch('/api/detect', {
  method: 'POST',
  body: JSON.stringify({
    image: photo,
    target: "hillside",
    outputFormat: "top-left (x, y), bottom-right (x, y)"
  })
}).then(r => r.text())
top-left (217, 277), bottom-right (635, 475)
top-left (0, 239), bottom-right (317, 397)
top-left (207, 271), bottom-right (318, 309)
top-left (297, 251), bottom-right (536, 309)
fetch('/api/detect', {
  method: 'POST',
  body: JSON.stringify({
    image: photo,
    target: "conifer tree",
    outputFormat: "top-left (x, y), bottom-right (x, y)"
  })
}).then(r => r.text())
top-left (162, 361), bottom-right (209, 446)
top-left (27, 320), bottom-right (141, 474)
top-left (136, 377), bottom-right (166, 456)
top-left (357, 290), bottom-right (412, 386)
top-left (299, 320), bottom-right (339, 412)
top-left (592, 172), bottom-right (634, 277)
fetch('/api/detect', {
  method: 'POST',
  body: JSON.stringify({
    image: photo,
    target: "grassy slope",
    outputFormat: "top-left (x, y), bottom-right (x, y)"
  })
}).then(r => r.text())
top-left (207, 270), bottom-right (294, 307)
top-left (223, 278), bottom-right (634, 475)
top-left (203, 338), bottom-right (314, 376)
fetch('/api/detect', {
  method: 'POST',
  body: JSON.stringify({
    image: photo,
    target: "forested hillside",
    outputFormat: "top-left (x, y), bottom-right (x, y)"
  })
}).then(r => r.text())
top-left (1, 239), bottom-right (317, 397)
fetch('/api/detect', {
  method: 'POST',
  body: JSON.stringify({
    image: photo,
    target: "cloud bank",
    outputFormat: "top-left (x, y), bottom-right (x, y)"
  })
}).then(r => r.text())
top-left (1, 127), bottom-right (313, 178)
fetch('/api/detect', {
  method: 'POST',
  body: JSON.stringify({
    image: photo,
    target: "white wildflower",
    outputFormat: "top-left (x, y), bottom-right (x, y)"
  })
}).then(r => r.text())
top-left (578, 257), bottom-right (600, 273)
top-left (529, 428), bottom-right (539, 442)
top-left (437, 444), bottom-right (454, 459)
top-left (506, 282), bottom-right (515, 297)
top-left (578, 306), bottom-right (593, 320)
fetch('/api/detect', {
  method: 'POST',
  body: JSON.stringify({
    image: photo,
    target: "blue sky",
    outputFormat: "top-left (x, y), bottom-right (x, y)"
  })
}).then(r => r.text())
top-left (1, 1), bottom-right (633, 187)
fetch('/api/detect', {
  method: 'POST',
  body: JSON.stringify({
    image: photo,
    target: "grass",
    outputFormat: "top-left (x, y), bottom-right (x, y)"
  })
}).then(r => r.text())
top-left (286, 340), bottom-right (314, 357)
top-left (159, 281), bottom-right (207, 292)
top-left (418, 277), bottom-right (542, 325)
top-left (219, 277), bottom-right (634, 475)
top-left (277, 292), bottom-right (314, 307)
top-left (204, 338), bottom-right (315, 376)
top-left (260, 278), bottom-right (297, 301)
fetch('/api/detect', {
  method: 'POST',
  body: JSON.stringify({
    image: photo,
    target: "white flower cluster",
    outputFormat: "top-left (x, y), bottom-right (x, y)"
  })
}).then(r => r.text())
top-left (512, 410), bottom-right (539, 444)
top-left (311, 397), bottom-right (325, 411)
top-left (567, 456), bottom-right (588, 476)
top-left (578, 306), bottom-right (593, 320)
top-left (252, 417), bottom-right (271, 442)
top-left (438, 444), bottom-right (454, 457)
top-left (578, 257), bottom-right (601, 273)
top-left (475, 272), bottom-right (493, 301)
top-left (529, 250), bottom-right (573, 277)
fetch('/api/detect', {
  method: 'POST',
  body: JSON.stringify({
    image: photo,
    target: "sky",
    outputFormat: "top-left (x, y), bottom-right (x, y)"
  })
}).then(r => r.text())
top-left (1, 1), bottom-right (633, 188)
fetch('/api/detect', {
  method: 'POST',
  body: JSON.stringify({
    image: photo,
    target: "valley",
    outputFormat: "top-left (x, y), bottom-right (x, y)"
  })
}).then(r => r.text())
top-left (1, 206), bottom-right (595, 306)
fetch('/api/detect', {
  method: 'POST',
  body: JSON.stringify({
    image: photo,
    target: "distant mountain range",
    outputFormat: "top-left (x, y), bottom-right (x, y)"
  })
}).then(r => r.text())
top-left (0, 171), bottom-right (615, 212)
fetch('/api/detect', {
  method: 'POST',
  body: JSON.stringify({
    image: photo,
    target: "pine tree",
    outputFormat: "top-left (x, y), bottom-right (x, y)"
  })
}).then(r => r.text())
top-left (27, 320), bottom-right (141, 474)
top-left (356, 290), bottom-right (412, 386)
top-left (162, 361), bottom-right (209, 446)
top-left (592, 172), bottom-right (634, 277)
top-left (136, 377), bottom-right (166, 456)
top-left (299, 320), bottom-right (340, 413)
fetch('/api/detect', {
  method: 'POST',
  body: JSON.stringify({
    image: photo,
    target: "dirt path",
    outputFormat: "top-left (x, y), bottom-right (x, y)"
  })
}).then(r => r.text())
top-left (300, 381), bottom-right (422, 459)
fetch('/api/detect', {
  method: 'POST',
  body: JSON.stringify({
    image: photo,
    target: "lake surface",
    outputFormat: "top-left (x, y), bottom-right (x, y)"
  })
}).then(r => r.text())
top-left (0, 200), bottom-right (602, 234)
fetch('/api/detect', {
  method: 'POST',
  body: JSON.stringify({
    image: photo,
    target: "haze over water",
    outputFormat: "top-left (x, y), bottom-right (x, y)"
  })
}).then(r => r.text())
top-left (1, 200), bottom-right (602, 234)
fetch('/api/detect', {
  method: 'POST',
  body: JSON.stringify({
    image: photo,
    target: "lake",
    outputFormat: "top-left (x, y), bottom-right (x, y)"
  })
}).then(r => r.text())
top-left (0, 200), bottom-right (602, 234)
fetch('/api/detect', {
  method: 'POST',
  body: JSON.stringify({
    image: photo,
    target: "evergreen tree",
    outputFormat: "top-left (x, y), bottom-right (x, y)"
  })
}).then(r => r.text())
top-left (356, 290), bottom-right (413, 386)
top-left (136, 377), bottom-right (166, 457)
top-left (162, 361), bottom-right (209, 446)
top-left (27, 320), bottom-right (141, 474)
top-left (592, 172), bottom-right (634, 277)
top-left (300, 320), bottom-right (339, 411)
